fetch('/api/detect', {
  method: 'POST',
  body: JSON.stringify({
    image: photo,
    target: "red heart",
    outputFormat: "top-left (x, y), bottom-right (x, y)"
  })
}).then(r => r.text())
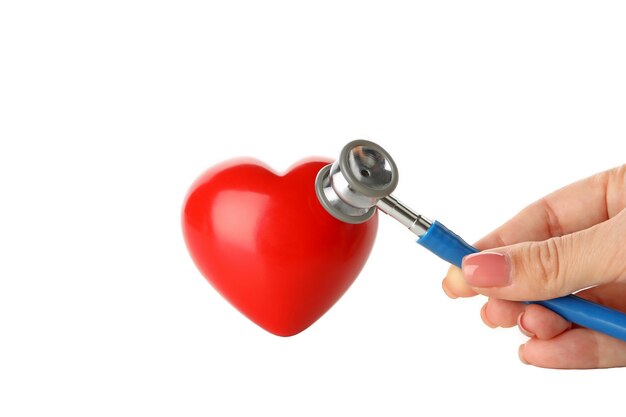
top-left (182, 158), bottom-right (378, 336)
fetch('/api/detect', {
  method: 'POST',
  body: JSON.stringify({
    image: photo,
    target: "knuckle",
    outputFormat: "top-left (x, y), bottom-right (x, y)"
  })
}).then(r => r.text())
top-left (604, 213), bottom-right (626, 281)
top-left (522, 238), bottom-right (567, 294)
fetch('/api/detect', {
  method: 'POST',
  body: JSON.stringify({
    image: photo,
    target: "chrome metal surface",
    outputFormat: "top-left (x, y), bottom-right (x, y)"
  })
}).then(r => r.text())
top-left (376, 196), bottom-right (432, 237)
top-left (315, 139), bottom-right (432, 235)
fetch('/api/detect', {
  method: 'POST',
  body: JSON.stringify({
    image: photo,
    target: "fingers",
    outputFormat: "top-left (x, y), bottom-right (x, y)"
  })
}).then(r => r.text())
top-left (475, 164), bottom-right (626, 250)
top-left (477, 286), bottom-right (626, 368)
top-left (442, 266), bottom-right (477, 299)
top-left (481, 299), bottom-right (626, 369)
top-left (481, 298), bottom-right (524, 328)
top-left (461, 209), bottom-right (626, 301)
top-left (519, 284), bottom-right (626, 339)
top-left (520, 329), bottom-right (626, 369)
top-left (517, 304), bottom-right (571, 340)
top-left (479, 299), bottom-right (571, 340)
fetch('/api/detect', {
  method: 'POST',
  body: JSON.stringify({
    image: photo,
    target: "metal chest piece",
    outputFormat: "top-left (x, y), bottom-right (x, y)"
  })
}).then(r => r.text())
top-left (315, 139), bottom-right (399, 224)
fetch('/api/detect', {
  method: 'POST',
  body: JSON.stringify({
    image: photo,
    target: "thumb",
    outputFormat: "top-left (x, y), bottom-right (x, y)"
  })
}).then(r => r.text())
top-left (461, 211), bottom-right (626, 301)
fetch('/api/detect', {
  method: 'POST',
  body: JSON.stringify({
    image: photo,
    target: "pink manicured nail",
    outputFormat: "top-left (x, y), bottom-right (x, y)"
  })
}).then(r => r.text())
top-left (517, 312), bottom-right (535, 338)
top-left (462, 252), bottom-right (511, 287)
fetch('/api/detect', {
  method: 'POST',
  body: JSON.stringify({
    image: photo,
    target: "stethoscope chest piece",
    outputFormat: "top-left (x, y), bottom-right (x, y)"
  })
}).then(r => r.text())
top-left (315, 139), bottom-right (398, 224)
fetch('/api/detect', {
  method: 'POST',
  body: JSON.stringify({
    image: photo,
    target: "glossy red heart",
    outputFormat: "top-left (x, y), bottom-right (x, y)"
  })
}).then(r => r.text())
top-left (182, 158), bottom-right (378, 336)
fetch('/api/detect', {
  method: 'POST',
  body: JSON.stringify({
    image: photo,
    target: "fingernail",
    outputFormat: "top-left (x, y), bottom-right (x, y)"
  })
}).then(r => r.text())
top-left (480, 303), bottom-right (498, 328)
top-left (517, 312), bottom-right (535, 338)
top-left (462, 252), bottom-right (511, 287)
top-left (441, 280), bottom-right (458, 299)
top-left (518, 344), bottom-right (529, 365)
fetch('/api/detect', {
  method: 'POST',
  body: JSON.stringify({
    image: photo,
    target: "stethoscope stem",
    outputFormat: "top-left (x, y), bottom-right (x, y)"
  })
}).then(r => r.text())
top-left (376, 195), bottom-right (432, 237)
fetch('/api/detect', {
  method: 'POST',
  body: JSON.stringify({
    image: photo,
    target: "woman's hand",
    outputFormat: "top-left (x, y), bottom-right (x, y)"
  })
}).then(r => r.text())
top-left (442, 165), bottom-right (626, 369)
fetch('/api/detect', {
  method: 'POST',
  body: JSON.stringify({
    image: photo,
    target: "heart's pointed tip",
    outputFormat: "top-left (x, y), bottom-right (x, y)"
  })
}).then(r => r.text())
top-left (271, 332), bottom-right (300, 338)
top-left (262, 325), bottom-right (309, 338)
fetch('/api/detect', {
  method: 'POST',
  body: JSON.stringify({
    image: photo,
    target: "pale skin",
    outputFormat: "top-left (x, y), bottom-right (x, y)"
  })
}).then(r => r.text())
top-left (442, 165), bottom-right (626, 369)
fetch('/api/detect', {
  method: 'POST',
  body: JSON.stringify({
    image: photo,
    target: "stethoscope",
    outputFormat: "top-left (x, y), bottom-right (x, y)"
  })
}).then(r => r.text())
top-left (316, 139), bottom-right (626, 342)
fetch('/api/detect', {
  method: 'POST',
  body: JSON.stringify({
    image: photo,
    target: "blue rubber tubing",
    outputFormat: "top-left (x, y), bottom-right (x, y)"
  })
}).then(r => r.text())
top-left (418, 221), bottom-right (626, 342)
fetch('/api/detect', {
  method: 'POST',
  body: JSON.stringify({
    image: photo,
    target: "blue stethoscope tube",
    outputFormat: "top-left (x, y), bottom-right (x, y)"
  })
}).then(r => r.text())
top-left (419, 220), bottom-right (626, 342)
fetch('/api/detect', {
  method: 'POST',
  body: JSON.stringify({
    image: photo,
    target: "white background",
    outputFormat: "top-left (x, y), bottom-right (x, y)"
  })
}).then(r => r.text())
top-left (1, 1), bottom-right (625, 415)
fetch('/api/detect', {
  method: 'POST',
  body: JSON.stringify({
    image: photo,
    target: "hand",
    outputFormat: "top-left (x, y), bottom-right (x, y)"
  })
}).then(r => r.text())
top-left (442, 165), bottom-right (626, 369)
